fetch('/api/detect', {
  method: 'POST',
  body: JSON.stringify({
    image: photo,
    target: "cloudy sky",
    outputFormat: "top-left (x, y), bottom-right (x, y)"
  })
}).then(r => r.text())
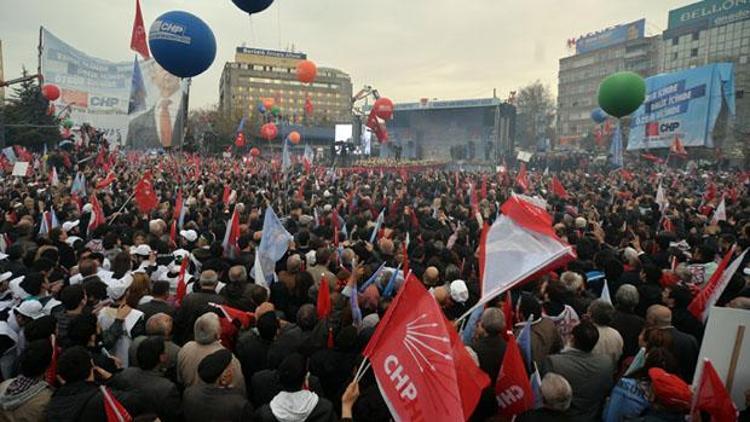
top-left (1, 0), bottom-right (688, 109)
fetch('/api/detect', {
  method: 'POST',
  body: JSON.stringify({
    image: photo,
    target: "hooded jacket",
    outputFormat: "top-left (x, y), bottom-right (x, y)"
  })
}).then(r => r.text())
top-left (255, 390), bottom-right (336, 422)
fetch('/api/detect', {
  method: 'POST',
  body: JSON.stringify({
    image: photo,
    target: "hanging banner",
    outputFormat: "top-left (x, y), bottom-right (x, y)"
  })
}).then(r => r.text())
top-left (626, 63), bottom-right (735, 151)
top-left (126, 57), bottom-right (187, 150)
top-left (40, 28), bottom-right (132, 144)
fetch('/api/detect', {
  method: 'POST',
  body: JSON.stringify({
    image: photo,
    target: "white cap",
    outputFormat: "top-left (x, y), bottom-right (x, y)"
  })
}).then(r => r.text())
top-left (62, 220), bottom-right (80, 232)
top-left (0, 272), bottom-right (13, 283)
top-left (14, 300), bottom-right (43, 320)
top-left (305, 250), bottom-right (317, 268)
top-left (173, 249), bottom-right (190, 260)
top-left (107, 275), bottom-right (133, 301)
top-left (82, 203), bottom-right (93, 213)
top-left (65, 236), bottom-right (82, 247)
top-left (323, 204), bottom-right (332, 212)
top-left (323, 190), bottom-right (331, 198)
top-left (180, 229), bottom-right (198, 243)
top-left (133, 244), bottom-right (152, 256)
top-left (450, 280), bottom-right (469, 304)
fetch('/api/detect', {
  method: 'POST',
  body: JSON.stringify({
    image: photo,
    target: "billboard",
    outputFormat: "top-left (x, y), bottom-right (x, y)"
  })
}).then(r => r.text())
top-left (668, 0), bottom-right (750, 30)
top-left (575, 19), bottom-right (645, 54)
top-left (627, 63), bottom-right (735, 151)
top-left (236, 46), bottom-right (306, 60)
top-left (41, 28), bottom-right (132, 144)
top-left (126, 57), bottom-right (188, 150)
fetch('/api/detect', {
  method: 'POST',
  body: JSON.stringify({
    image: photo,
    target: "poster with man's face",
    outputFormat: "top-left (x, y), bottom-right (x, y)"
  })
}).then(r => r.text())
top-left (126, 59), bottom-right (188, 150)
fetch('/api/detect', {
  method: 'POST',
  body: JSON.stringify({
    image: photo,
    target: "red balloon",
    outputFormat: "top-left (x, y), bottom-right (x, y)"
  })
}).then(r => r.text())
top-left (42, 84), bottom-right (61, 101)
top-left (261, 123), bottom-right (278, 141)
top-left (288, 131), bottom-right (301, 144)
top-left (373, 97), bottom-right (394, 120)
top-left (235, 132), bottom-right (246, 148)
top-left (250, 147), bottom-right (261, 157)
top-left (262, 98), bottom-right (275, 109)
top-left (296, 60), bottom-right (317, 84)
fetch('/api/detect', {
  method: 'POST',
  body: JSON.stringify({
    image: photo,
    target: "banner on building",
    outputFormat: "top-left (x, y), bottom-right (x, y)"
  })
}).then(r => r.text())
top-left (575, 19), bottom-right (645, 55)
top-left (40, 28), bottom-right (132, 144)
top-left (626, 63), bottom-right (735, 151)
top-left (126, 57), bottom-right (187, 150)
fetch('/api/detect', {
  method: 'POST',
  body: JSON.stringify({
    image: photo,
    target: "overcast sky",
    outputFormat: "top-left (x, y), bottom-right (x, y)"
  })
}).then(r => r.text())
top-left (1, 0), bottom-right (688, 109)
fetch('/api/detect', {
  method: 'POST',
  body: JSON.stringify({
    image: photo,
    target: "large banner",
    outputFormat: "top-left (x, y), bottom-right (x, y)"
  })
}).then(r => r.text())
top-left (126, 57), bottom-right (187, 150)
top-left (575, 19), bottom-right (645, 55)
top-left (41, 28), bottom-right (132, 144)
top-left (626, 63), bottom-right (735, 151)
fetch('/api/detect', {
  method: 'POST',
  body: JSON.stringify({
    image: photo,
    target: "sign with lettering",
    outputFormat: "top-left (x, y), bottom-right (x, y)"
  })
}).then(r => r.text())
top-left (574, 19), bottom-right (645, 54)
top-left (236, 46), bottom-right (307, 60)
top-left (668, 0), bottom-right (750, 30)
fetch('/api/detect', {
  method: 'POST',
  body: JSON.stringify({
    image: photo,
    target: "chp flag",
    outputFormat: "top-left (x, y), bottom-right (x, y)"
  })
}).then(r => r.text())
top-left (362, 276), bottom-right (489, 421)
top-left (461, 194), bottom-right (576, 319)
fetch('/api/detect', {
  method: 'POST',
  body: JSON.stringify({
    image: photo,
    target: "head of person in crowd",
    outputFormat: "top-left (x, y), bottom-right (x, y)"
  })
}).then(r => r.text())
top-left (478, 307), bottom-right (505, 338)
top-left (198, 349), bottom-right (235, 387)
top-left (615, 284), bottom-right (639, 313)
top-left (198, 270), bottom-right (219, 293)
top-left (137, 335), bottom-right (167, 372)
top-left (146, 313), bottom-right (174, 338)
top-left (193, 312), bottom-right (221, 345)
top-left (539, 373), bottom-right (573, 412)
top-left (588, 299), bottom-right (615, 327)
top-left (571, 320), bottom-right (599, 352)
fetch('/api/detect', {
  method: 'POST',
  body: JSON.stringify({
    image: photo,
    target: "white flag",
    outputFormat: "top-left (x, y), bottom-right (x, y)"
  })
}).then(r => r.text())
top-left (655, 183), bottom-right (668, 212)
top-left (710, 198), bottom-right (726, 225)
top-left (600, 280), bottom-right (612, 305)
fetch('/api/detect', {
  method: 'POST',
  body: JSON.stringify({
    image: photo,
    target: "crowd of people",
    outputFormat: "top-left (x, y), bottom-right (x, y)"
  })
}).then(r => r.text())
top-left (0, 141), bottom-right (748, 422)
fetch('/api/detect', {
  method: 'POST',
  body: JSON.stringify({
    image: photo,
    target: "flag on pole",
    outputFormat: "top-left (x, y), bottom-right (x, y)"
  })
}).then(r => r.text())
top-left (128, 56), bottom-right (147, 114)
top-left (530, 363), bottom-right (543, 409)
top-left (134, 173), bottom-right (158, 214)
top-left (609, 124), bottom-right (624, 168)
top-left (317, 276), bottom-right (331, 319)
top-left (516, 162), bottom-right (529, 192)
top-left (363, 276), bottom-right (489, 421)
top-left (369, 209), bottom-right (385, 243)
top-left (255, 207), bottom-right (293, 285)
top-left (600, 280), bottom-right (612, 305)
top-left (382, 265), bottom-right (403, 299)
top-left (88, 195), bottom-right (105, 232)
top-left (101, 385), bottom-right (133, 422)
top-left (691, 359), bottom-right (737, 422)
top-left (670, 135), bottom-right (688, 158)
top-left (688, 246), bottom-right (747, 322)
top-left (495, 334), bottom-right (534, 416)
top-left (655, 182), bottom-right (668, 212)
top-left (172, 189), bottom-right (183, 221)
top-left (711, 197), bottom-right (726, 225)
top-left (253, 253), bottom-right (267, 290)
top-left (48, 167), bottom-right (59, 186)
top-left (95, 172), bottom-right (117, 190)
top-left (516, 314), bottom-right (533, 372)
top-left (462, 195), bottom-right (575, 318)
top-left (221, 208), bottom-right (241, 259)
top-left (549, 176), bottom-right (568, 199)
top-left (130, 0), bottom-right (150, 59)
top-left (174, 256), bottom-right (189, 305)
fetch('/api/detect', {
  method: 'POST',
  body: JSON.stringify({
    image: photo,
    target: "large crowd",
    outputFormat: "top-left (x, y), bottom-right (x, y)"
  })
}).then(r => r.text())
top-left (0, 140), bottom-right (748, 422)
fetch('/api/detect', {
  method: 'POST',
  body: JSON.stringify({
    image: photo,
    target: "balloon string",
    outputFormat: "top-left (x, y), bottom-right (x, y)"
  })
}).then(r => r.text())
top-left (248, 14), bottom-right (257, 45)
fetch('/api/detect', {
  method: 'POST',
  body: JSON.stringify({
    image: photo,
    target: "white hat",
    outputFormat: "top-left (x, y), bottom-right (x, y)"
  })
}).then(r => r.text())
top-left (107, 275), bottom-right (133, 301)
top-left (575, 217), bottom-right (587, 229)
top-left (65, 236), bottom-right (82, 247)
top-left (134, 244), bottom-right (152, 256)
top-left (323, 190), bottom-right (331, 198)
top-left (14, 300), bottom-right (43, 320)
top-left (62, 220), bottom-right (80, 232)
top-left (323, 204), bottom-right (332, 212)
top-left (82, 203), bottom-right (93, 213)
top-left (173, 249), bottom-right (190, 260)
top-left (450, 280), bottom-right (469, 304)
top-left (0, 272), bottom-right (13, 283)
top-left (180, 229), bottom-right (198, 243)
top-left (305, 250), bottom-right (317, 268)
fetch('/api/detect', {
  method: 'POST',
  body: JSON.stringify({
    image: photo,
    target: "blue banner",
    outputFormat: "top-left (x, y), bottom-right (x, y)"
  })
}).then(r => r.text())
top-left (668, 0), bottom-right (750, 30)
top-left (575, 19), bottom-right (645, 54)
top-left (626, 63), bottom-right (735, 151)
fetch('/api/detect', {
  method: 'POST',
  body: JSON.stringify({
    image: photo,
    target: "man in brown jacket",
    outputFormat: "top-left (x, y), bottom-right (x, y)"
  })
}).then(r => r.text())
top-left (0, 340), bottom-right (53, 422)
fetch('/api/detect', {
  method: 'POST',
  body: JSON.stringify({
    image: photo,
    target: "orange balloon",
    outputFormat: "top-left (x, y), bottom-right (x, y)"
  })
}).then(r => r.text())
top-left (296, 60), bottom-right (317, 83)
top-left (263, 98), bottom-right (275, 109)
top-left (288, 131), bottom-right (301, 144)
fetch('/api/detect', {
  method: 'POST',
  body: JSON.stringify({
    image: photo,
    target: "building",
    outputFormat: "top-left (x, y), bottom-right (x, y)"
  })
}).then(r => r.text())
top-left (385, 98), bottom-right (516, 161)
top-left (660, 0), bottom-right (750, 158)
top-left (0, 40), bottom-right (5, 102)
top-left (219, 47), bottom-right (353, 128)
top-left (557, 19), bottom-right (661, 146)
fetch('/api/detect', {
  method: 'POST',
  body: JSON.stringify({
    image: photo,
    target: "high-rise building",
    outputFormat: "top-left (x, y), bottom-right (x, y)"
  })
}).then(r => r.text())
top-left (557, 19), bottom-right (661, 146)
top-left (0, 40), bottom-right (5, 102)
top-left (660, 0), bottom-right (749, 158)
top-left (219, 47), bottom-right (353, 127)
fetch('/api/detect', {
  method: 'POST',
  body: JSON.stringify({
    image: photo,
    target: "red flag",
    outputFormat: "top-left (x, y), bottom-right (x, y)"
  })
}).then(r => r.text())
top-left (45, 334), bottom-right (59, 386)
top-left (670, 135), bottom-right (688, 158)
top-left (95, 172), bottom-right (116, 189)
top-left (14, 146), bottom-right (32, 162)
top-left (515, 162), bottom-right (529, 192)
top-left (704, 182), bottom-right (718, 202)
top-left (620, 169), bottom-right (634, 182)
top-left (172, 189), bottom-right (183, 220)
top-left (550, 176), bottom-right (569, 199)
top-left (688, 246), bottom-right (747, 322)
top-left (175, 257), bottom-right (189, 305)
top-left (130, 0), bottom-right (150, 59)
top-left (222, 185), bottom-right (232, 205)
top-left (101, 385), bottom-right (133, 422)
top-left (501, 291), bottom-right (513, 340)
top-left (88, 195), bottom-right (105, 232)
top-left (470, 182), bottom-right (479, 216)
top-left (169, 220), bottom-right (177, 246)
top-left (317, 276), bottom-right (331, 319)
top-left (691, 359), bottom-right (737, 422)
top-left (495, 335), bottom-right (534, 416)
top-left (134, 174), bottom-right (158, 214)
top-left (641, 153), bottom-right (665, 164)
top-left (661, 216), bottom-right (674, 233)
top-left (221, 209), bottom-right (241, 258)
top-left (363, 277), bottom-right (488, 421)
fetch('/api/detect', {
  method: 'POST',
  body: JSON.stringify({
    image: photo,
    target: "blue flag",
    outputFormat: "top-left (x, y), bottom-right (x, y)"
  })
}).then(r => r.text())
top-left (359, 262), bottom-right (386, 293)
top-left (530, 363), bottom-right (543, 409)
top-left (369, 209), bottom-right (385, 243)
top-left (382, 265), bottom-right (401, 298)
top-left (517, 314), bottom-right (534, 372)
top-left (128, 56), bottom-right (147, 114)
top-left (461, 305), bottom-right (484, 345)
top-left (256, 206), bottom-right (293, 284)
top-left (609, 123), bottom-right (623, 168)
top-left (350, 288), bottom-right (362, 327)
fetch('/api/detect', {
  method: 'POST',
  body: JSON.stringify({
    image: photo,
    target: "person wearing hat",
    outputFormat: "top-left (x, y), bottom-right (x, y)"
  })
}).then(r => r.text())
top-left (255, 353), bottom-right (337, 422)
top-left (179, 229), bottom-right (198, 250)
top-left (630, 368), bottom-right (692, 421)
top-left (97, 276), bottom-right (145, 368)
top-left (182, 349), bottom-right (253, 422)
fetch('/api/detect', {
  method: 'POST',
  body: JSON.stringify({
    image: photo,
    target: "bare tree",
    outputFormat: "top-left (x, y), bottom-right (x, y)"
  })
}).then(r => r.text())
top-left (515, 81), bottom-right (556, 150)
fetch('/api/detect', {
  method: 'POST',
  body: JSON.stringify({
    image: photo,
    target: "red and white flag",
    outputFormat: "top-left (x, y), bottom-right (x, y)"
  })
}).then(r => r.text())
top-left (515, 162), bottom-right (529, 192)
top-left (221, 208), bottom-right (241, 259)
top-left (691, 359), bottom-right (737, 422)
top-left (363, 277), bottom-right (489, 421)
top-left (134, 173), bottom-right (158, 214)
top-left (655, 182), bottom-right (668, 212)
top-left (130, 0), bottom-right (150, 59)
top-left (688, 246), bottom-right (747, 322)
top-left (95, 172), bottom-right (117, 190)
top-left (711, 197), bottom-right (726, 225)
top-left (48, 167), bottom-right (59, 187)
top-left (549, 176), bottom-right (568, 199)
top-left (100, 385), bottom-right (132, 422)
top-left (88, 194), bottom-right (106, 232)
top-left (464, 195), bottom-right (575, 319)
top-left (495, 335), bottom-right (534, 416)
top-left (670, 135), bottom-right (688, 158)
top-left (174, 256), bottom-right (189, 305)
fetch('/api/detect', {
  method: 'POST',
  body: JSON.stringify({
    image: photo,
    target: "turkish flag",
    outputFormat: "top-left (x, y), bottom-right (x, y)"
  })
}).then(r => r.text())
top-left (174, 256), bottom-right (189, 305)
top-left (317, 276), bottom-right (331, 319)
top-left (95, 172), bottom-right (116, 189)
top-left (495, 335), bottom-right (534, 416)
top-left (515, 162), bottom-right (529, 192)
top-left (550, 176), bottom-right (569, 199)
top-left (101, 385), bottom-right (133, 422)
top-left (363, 277), bottom-right (489, 421)
top-left (134, 174), bottom-right (158, 214)
top-left (130, 0), bottom-right (150, 59)
top-left (88, 194), bottom-right (106, 232)
top-left (691, 359), bottom-right (737, 422)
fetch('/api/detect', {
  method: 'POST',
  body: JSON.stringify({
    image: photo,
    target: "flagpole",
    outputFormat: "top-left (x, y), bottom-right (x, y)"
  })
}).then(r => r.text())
top-left (107, 190), bottom-right (136, 224)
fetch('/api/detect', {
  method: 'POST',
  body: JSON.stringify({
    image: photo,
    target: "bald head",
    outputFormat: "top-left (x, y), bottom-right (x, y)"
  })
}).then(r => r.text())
top-left (423, 267), bottom-right (439, 287)
top-left (646, 304), bottom-right (672, 328)
top-left (228, 266), bottom-right (247, 283)
top-left (255, 302), bottom-right (275, 320)
top-left (379, 238), bottom-right (394, 255)
top-left (287, 255), bottom-right (301, 273)
top-left (146, 313), bottom-right (173, 336)
top-left (433, 286), bottom-right (450, 307)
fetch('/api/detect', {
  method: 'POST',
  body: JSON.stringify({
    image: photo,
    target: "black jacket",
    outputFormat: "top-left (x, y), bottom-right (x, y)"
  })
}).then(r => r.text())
top-left (110, 367), bottom-right (181, 422)
top-left (183, 384), bottom-right (253, 422)
top-left (236, 331), bottom-right (272, 388)
top-left (611, 309), bottom-right (645, 359)
top-left (470, 334), bottom-right (507, 422)
top-left (46, 381), bottom-right (148, 422)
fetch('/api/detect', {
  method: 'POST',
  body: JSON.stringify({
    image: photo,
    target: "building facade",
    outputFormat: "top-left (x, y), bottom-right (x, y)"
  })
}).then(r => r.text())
top-left (557, 19), bottom-right (661, 146)
top-left (219, 47), bottom-right (353, 127)
top-left (660, 0), bottom-right (750, 158)
top-left (0, 40), bottom-right (5, 102)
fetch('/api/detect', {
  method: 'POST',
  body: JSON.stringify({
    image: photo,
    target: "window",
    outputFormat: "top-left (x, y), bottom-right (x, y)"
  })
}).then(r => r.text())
top-left (672, 52), bottom-right (679, 60)
top-left (692, 32), bottom-right (700, 41)
top-left (691, 48), bottom-right (699, 57)
top-left (672, 37), bottom-right (679, 46)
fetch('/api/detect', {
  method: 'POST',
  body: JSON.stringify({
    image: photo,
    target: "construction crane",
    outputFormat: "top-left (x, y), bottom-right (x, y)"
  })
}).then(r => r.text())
top-left (351, 85), bottom-right (381, 116)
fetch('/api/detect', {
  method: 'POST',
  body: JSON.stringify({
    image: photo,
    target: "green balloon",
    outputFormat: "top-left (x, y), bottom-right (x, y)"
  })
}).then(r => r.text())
top-left (271, 106), bottom-right (280, 116)
top-left (62, 119), bottom-right (74, 129)
top-left (597, 71), bottom-right (646, 118)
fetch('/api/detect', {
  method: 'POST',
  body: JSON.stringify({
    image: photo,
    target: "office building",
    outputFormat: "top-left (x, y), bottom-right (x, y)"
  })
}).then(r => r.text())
top-left (660, 0), bottom-right (749, 158)
top-left (557, 19), bottom-right (661, 146)
top-left (219, 47), bottom-right (353, 127)
top-left (0, 40), bottom-right (5, 102)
